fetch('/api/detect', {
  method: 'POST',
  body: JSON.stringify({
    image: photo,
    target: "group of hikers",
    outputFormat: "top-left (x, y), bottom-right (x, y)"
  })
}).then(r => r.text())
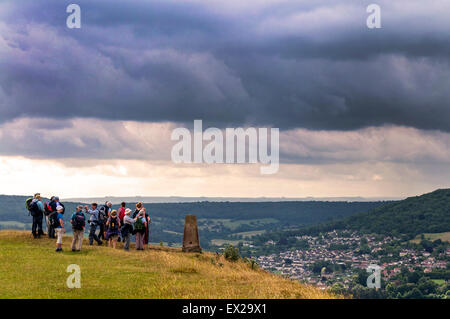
top-left (26, 193), bottom-right (151, 252)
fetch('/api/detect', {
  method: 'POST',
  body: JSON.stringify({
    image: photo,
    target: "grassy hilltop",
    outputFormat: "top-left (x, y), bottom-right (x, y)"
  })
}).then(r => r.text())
top-left (0, 231), bottom-right (337, 299)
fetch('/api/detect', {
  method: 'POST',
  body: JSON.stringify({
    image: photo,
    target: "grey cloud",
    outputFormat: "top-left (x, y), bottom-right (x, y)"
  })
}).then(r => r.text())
top-left (0, 0), bottom-right (450, 131)
top-left (1, 118), bottom-right (450, 168)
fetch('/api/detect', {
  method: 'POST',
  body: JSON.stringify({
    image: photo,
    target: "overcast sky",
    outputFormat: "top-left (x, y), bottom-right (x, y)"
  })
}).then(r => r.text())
top-left (0, 0), bottom-right (449, 198)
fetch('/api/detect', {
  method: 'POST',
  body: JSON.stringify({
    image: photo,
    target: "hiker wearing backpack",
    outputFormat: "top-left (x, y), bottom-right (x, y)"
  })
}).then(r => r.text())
top-left (47, 196), bottom-right (65, 239)
top-left (134, 209), bottom-right (147, 250)
top-left (27, 193), bottom-right (45, 239)
top-left (45, 196), bottom-right (56, 238)
top-left (54, 206), bottom-right (65, 252)
top-left (98, 202), bottom-right (112, 241)
top-left (132, 202), bottom-right (151, 247)
top-left (106, 210), bottom-right (121, 249)
top-left (85, 203), bottom-right (103, 246)
top-left (70, 205), bottom-right (86, 252)
top-left (49, 196), bottom-right (65, 213)
top-left (121, 208), bottom-right (135, 251)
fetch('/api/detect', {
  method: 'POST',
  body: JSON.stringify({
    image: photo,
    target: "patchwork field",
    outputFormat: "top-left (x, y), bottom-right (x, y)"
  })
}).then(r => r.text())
top-left (410, 232), bottom-right (450, 244)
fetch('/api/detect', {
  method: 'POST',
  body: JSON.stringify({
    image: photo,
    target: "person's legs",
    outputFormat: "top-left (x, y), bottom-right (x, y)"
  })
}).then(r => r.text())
top-left (124, 233), bottom-right (130, 251)
top-left (135, 233), bottom-right (141, 250)
top-left (71, 232), bottom-right (77, 251)
top-left (32, 216), bottom-right (38, 238)
top-left (37, 214), bottom-right (44, 236)
top-left (89, 223), bottom-right (99, 245)
top-left (144, 226), bottom-right (149, 245)
top-left (140, 233), bottom-right (144, 249)
top-left (55, 228), bottom-right (63, 251)
top-left (77, 230), bottom-right (83, 251)
top-left (48, 216), bottom-right (55, 238)
top-left (48, 224), bottom-right (53, 238)
top-left (112, 236), bottom-right (117, 249)
top-left (98, 222), bottom-right (105, 240)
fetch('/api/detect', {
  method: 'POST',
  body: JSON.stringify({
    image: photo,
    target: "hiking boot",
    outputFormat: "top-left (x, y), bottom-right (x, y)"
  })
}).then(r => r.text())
top-left (72, 249), bottom-right (76, 252)
top-left (56, 248), bottom-right (63, 252)
top-left (97, 241), bottom-right (103, 246)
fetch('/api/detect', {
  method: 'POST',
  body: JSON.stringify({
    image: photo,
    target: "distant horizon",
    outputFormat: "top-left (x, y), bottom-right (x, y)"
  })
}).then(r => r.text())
top-left (3, 186), bottom-right (449, 204)
top-left (0, 193), bottom-right (404, 203)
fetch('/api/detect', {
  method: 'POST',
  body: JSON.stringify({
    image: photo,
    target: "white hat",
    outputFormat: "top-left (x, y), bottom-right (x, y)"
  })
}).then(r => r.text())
top-left (56, 205), bottom-right (64, 212)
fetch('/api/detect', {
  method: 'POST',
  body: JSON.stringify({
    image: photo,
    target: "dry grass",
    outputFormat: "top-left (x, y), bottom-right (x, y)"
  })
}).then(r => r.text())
top-left (0, 230), bottom-right (339, 299)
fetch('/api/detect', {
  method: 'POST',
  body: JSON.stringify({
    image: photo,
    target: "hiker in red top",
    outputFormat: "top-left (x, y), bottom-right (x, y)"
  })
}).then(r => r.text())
top-left (117, 202), bottom-right (126, 243)
top-left (118, 202), bottom-right (126, 224)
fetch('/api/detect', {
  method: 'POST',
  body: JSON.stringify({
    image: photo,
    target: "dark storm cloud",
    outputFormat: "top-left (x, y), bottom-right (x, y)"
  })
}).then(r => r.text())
top-left (1, 0), bottom-right (450, 131)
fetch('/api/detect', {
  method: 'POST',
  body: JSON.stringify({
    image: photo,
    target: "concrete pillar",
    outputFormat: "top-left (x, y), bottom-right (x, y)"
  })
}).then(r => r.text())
top-left (182, 215), bottom-right (201, 253)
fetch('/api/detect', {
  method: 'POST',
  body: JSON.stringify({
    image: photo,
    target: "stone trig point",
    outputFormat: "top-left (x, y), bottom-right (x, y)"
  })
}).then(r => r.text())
top-left (182, 215), bottom-right (201, 253)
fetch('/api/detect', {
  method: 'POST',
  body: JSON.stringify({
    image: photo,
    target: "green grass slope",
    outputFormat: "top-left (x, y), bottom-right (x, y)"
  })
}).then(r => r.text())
top-left (0, 231), bottom-right (337, 299)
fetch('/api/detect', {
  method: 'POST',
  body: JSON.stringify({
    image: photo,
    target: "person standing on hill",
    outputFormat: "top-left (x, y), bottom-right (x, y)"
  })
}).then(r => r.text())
top-left (132, 202), bottom-right (151, 248)
top-left (54, 206), bottom-right (65, 252)
top-left (85, 203), bottom-right (102, 246)
top-left (70, 205), bottom-right (86, 252)
top-left (121, 208), bottom-right (135, 251)
top-left (106, 210), bottom-right (121, 249)
top-left (46, 196), bottom-right (56, 238)
top-left (133, 203), bottom-right (151, 247)
top-left (98, 201), bottom-right (112, 241)
top-left (29, 193), bottom-right (45, 238)
top-left (134, 209), bottom-right (147, 250)
top-left (117, 202), bottom-right (126, 242)
top-left (47, 196), bottom-right (65, 239)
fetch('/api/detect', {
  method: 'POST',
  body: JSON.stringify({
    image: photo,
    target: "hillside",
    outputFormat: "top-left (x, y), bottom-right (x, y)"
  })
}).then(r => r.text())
top-left (340, 188), bottom-right (450, 237)
top-left (0, 231), bottom-right (337, 299)
top-left (259, 189), bottom-right (450, 243)
top-left (0, 195), bottom-right (385, 249)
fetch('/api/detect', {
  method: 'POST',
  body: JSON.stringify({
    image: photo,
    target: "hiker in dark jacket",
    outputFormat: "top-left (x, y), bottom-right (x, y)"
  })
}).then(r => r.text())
top-left (98, 201), bottom-right (112, 241)
top-left (70, 205), bottom-right (85, 252)
top-left (46, 196), bottom-right (56, 238)
top-left (30, 193), bottom-right (45, 238)
top-left (105, 210), bottom-right (121, 249)
top-left (48, 196), bottom-right (64, 238)
top-left (121, 208), bottom-right (135, 251)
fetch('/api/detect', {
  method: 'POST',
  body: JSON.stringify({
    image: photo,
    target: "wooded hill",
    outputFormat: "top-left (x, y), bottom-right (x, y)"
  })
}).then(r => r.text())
top-left (258, 189), bottom-right (450, 242)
